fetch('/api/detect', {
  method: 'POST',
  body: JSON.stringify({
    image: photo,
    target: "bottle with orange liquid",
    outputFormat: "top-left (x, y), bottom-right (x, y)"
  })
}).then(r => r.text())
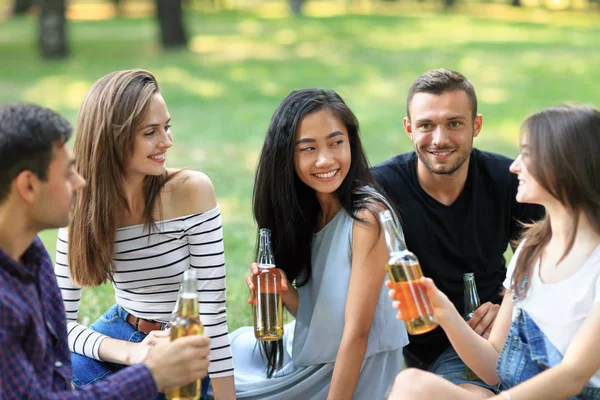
top-left (253, 228), bottom-right (284, 341)
top-left (379, 210), bottom-right (438, 335)
top-left (166, 269), bottom-right (204, 400)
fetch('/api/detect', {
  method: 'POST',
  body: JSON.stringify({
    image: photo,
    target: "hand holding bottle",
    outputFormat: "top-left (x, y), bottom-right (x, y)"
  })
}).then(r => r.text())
top-left (386, 277), bottom-right (455, 324)
top-left (466, 302), bottom-right (500, 338)
top-left (245, 262), bottom-right (290, 305)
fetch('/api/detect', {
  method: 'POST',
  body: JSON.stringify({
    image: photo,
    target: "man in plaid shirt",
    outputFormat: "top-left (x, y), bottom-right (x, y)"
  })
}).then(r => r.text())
top-left (0, 103), bottom-right (211, 399)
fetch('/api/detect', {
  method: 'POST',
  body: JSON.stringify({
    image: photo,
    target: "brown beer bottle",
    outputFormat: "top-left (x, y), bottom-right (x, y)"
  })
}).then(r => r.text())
top-left (166, 269), bottom-right (204, 400)
top-left (463, 272), bottom-right (481, 381)
top-left (379, 210), bottom-right (438, 335)
top-left (253, 228), bottom-right (284, 341)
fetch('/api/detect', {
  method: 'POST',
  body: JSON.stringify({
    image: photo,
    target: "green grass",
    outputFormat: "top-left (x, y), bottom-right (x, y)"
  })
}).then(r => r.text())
top-left (1, 4), bottom-right (599, 331)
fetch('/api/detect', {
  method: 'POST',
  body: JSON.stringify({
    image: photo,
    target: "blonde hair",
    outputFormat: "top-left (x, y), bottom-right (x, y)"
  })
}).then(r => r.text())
top-left (69, 69), bottom-right (173, 286)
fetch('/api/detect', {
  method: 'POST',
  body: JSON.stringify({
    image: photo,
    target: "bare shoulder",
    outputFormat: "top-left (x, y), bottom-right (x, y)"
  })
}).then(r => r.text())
top-left (165, 169), bottom-right (217, 216)
top-left (354, 199), bottom-right (387, 231)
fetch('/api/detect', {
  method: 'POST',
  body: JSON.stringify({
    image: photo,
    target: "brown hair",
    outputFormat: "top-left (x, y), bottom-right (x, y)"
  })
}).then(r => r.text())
top-left (512, 105), bottom-right (600, 298)
top-left (68, 69), bottom-right (174, 286)
top-left (406, 69), bottom-right (478, 120)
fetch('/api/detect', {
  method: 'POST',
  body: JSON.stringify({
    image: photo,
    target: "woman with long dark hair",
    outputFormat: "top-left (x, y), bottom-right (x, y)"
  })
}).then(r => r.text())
top-left (229, 88), bottom-right (408, 399)
top-left (389, 105), bottom-right (600, 400)
top-left (54, 69), bottom-right (235, 399)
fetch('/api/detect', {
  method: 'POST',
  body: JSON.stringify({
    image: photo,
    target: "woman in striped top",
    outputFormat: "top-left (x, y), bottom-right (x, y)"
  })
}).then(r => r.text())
top-left (54, 69), bottom-right (235, 399)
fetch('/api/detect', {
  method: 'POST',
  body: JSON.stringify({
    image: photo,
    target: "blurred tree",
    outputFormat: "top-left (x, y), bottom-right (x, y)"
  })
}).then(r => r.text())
top-left (290, 0), bottom-right (304, 15)
top-left (512, 0), bottom-right (522, 6)
top-left (38, 0), bottom-right (68, 59)
top-left (155, 0), bottom-right (188, 49)
top-left (13, 0), bottom-right (35, 15)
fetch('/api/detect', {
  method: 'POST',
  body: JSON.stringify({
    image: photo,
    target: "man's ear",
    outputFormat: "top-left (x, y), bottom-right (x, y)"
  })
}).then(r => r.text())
top-left (403, 117), bottom-right (413, 140)
top-left (473, 114), bottom-right (483, 138)
top-left (13, 170), bottom-right (41, 204)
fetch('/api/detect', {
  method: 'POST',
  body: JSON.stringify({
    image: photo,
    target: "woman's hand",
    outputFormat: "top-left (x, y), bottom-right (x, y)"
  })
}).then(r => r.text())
top-left (246, 262), bottom-right (290, 305)
top-left (386, 277), bottom-right (455, 324)
top-left (127, 329), bottom-right (171, 365)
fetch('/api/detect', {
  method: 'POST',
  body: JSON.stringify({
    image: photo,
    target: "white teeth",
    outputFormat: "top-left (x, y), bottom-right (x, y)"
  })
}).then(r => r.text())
top-left (432, 151), bottom-right (452, 156)
top-left (149, 154), bottom-right (165, 160)
top-left (314, 170), bottom-right (337, 179)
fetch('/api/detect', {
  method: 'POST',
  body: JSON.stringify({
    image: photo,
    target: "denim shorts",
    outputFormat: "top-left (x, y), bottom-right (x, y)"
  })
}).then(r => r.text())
top-left (428, 345), bottom-right (501, 393)
top-left (71, 304), bottom-right (210, 399)
top-left (497, 308), bottom-right (600, 399)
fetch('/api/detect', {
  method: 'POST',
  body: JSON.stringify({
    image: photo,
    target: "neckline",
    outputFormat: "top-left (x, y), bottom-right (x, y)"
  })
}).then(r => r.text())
top-left (410, 150), bottom-right (474, 209)
top-left (535, 244), bottom-right (600, 286)
top-left (116, 206), bottom-right (217, 231)
top-left (314, 209), bottom-right (345, 237)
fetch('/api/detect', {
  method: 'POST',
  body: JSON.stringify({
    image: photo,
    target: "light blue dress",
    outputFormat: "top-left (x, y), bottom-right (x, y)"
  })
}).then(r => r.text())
top-left (228, 210), bottom-right (409, 400)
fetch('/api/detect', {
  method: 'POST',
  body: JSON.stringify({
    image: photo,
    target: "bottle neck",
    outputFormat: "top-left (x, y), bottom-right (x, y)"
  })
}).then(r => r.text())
top-left (258, 229), bottom-right (275, 265)
top-left (380, 214), bottom-right (408, 255)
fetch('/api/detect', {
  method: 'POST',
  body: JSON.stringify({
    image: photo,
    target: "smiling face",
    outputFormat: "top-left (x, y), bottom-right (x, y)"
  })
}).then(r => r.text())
top-left (124, 93), bottom-right (172, 179)
top-left (405, 90), bottom-right (482, 178)
top-left (293, 109), bottom-right (351, 202)
top-left (510, 137), bottom-right (548, 205)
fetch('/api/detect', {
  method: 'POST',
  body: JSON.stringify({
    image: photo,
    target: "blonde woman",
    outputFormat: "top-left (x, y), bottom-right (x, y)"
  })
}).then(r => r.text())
top-left (54, 70), bottom-right (235, 399)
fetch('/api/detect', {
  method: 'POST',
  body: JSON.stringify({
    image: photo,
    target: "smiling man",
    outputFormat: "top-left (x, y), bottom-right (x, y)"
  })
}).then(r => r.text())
top-left (372, 69), bottom-right (544, 396)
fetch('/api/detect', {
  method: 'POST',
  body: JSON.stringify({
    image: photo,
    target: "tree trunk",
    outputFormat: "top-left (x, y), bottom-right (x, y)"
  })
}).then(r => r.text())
top-left (13, 0), bottom-right (34, 15)
top-left (38, 0), bottom-right (68, 59)
top-left (444, 0), bottom-right (456, 8)
top-left (290, 0), bottom-right (304, 15)
top-left (511, 0), bottom-right (521, 6)
top-left (155, 0), bottom-right (188, 49)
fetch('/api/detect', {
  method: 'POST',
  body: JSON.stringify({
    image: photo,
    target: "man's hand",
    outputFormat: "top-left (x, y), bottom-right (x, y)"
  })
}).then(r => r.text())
top-left (144, 335), bottom-right (211, 392)
top-left (467, 302), bottom-right (500, 339)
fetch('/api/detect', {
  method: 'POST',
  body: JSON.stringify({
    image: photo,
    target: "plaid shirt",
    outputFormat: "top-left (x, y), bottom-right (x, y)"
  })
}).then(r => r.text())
top-left (0, 237), bottom-right (158, 399)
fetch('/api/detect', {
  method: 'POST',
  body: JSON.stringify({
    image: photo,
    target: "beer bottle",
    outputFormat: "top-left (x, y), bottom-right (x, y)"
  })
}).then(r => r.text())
top-left (166, 269), bottom-right (204, 400)
top-left (463, 273), bottom-right (481, 321)
top-left (463, 272), bottom-right (481, 381)
top-left (253, 228), bottom-right (284, 341)
top-left (379, 210), bottom-right (438, 335)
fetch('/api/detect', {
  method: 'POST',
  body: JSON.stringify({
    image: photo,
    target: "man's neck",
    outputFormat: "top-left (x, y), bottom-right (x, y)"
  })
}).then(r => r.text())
top-left (416, 157), bottom-right (471, 206)
top-left (0, 204), bottom-right (37, 261)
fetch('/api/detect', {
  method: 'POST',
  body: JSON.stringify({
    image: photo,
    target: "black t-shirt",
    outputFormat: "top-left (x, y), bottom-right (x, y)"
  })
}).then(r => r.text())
top-left (372, 149), bottom-right (544, 367)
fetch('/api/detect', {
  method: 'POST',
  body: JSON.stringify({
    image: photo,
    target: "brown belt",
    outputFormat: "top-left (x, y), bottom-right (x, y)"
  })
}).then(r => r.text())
top-left (126, 314), bottom-right (163, 335)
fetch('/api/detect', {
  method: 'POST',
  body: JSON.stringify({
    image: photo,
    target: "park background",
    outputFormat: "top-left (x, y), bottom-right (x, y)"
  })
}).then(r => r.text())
top-left (0, 0), bottom-right (598, 330)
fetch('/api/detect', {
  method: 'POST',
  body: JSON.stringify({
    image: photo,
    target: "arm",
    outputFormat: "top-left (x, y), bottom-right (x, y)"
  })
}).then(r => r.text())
top-left (180, 171), bottom-right (235, 399)
top-left (327, 209), bottom-right (388, 400)
top-left (491, 302), bottom-right (600, 400)
top-left (55, 230), bottom-right (152, 365)
top-left (420, 280), bottom-right (514, 385)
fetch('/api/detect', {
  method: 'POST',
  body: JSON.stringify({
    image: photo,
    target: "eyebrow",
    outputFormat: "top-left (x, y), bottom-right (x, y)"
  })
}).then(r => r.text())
top-left (141, 117), bottom-right (171, 129)
top-left (415, 115), bottom-right (466, 124)
top-left (296, 131), bottom-right (344, 145)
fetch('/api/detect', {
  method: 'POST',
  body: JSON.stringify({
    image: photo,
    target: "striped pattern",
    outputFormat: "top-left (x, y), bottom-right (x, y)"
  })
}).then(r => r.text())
top-left (55, 206), bottom-right (234, 378)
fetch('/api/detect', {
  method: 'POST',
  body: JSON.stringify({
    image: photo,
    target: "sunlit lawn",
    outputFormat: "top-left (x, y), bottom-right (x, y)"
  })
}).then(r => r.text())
top-left (1, 3), bottom-right (598, 330)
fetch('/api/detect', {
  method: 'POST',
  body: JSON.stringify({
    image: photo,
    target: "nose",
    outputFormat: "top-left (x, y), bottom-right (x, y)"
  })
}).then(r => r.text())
top-left (73, 171), bottom-right (87, 191)
top-left (509, 155), bottom-right (521, 174)
top-left (315, 147), bottom-right (334, 168)
top-left (431, 126), bottom-right (450, 147)
top-left (159, 129), bottom-right (173, 149)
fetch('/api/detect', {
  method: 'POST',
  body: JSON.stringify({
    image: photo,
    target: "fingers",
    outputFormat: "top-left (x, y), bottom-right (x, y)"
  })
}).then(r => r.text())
top-left (387, 288), bottom-right (397, 301)
top-left (469, 302), bottom-right (500, 336)
top-left (173, 334), bottom-right (211, 354)
top-left (385, 280), bottom-right (393, 289)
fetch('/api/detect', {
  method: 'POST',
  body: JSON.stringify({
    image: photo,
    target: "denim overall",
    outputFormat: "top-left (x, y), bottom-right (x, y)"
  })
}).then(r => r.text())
top-left (496, 305), bottom-right (600, 400)
top-left (71, 304), bottom-right (210, 399)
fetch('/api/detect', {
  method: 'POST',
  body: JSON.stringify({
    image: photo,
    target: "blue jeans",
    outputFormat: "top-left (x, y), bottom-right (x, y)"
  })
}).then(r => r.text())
top-left (71, 304), bottom-right (210, 399)
top-left (497, 308), bottom-right (600, 399)
top-left (428, 345), bottom-right (501, 393)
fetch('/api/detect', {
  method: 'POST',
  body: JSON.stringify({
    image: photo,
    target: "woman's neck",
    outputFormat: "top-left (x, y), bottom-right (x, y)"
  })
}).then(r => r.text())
top-left (121, 174), bottom-right (146, 218)
top-left (546, 200), bottom-right (600, 252)
top-left (316, 192), bottom-right (341, 230)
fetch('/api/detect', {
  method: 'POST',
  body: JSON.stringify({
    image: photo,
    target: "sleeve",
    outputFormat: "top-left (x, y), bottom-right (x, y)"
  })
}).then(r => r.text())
top-left (0, 293), bottom-right (157, 399)
top-left (54, 229), bottom-right (107, 361)
top-left (185, 206), bottom-right (234, 378)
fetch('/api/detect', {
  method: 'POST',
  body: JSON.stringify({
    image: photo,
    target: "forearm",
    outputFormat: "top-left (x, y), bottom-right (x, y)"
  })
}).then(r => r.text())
top-left (493, 363), bottom-right (590, 400)
top-left (282, 286), bottom-right (299, 317)
top-left (327, 333), bottom-right (369, 400)
top-left (438, 306), bottom-right (500, 384)
top-left (98, 336), bottom-right (138, 365)
top-left (211, 376), bottom-right (236, 400)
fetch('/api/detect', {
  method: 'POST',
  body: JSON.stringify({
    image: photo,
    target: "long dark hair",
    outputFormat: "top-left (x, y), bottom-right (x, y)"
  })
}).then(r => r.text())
top-left (253, 88), bottom-right (394, 376)
top-left (512, 105), bottom-right (600, 298)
